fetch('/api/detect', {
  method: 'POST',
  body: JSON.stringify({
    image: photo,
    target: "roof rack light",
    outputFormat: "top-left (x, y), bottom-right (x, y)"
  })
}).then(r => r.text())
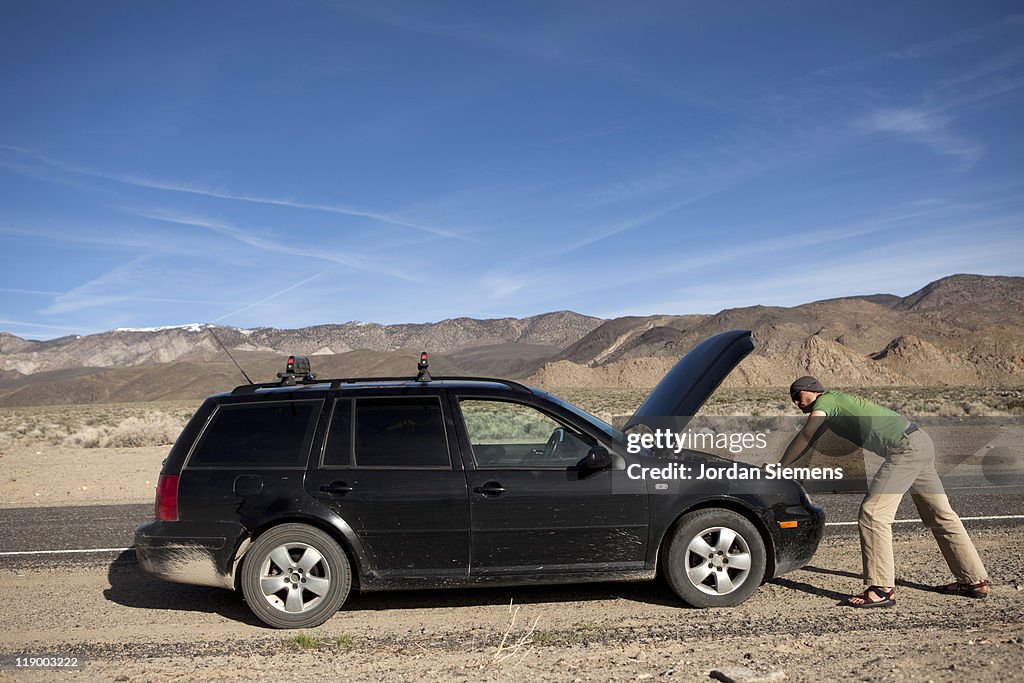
top-left (415, 351), bottom-right (432, 383)
top-left (276, 355), bottom-right (315, 386)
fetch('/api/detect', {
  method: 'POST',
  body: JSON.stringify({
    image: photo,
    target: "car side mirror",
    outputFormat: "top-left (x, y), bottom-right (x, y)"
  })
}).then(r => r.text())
top-left (580, 446), bottom-right (613, 472)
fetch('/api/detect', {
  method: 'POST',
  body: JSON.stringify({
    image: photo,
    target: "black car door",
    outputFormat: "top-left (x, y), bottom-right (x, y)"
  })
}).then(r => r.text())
top-left (452, 394), bottom-right (648, 576)
top-left (305, 393), bottom-right (470, 580)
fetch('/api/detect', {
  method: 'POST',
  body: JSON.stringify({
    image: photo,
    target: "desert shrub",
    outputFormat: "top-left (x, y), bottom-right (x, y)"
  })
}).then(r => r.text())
top-left (67, 426), bottom-right (105, 448)
top-left (548, 386), bottom-right (1024, 419)
top-left (0, 401), bottom-right (197, 449)
top-left (104, 413), bottom-right (183, 448)
top-left (63, 412), bottom-right (185, 448)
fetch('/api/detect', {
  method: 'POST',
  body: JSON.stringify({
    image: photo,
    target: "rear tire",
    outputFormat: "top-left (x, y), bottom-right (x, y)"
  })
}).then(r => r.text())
top-left (241, 523), bottom-right (351, 629)
top-left (662, 509), bottom-right (766, 608)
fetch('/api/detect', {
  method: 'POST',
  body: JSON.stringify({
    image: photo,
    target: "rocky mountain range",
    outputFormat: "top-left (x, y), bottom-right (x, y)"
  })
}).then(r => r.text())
top-left (0, 274), bottom-right (1021, 406)
top-left (0, 311), bottom-right (601, 375)
top-left (535, 274), bottom-right (1023, 389)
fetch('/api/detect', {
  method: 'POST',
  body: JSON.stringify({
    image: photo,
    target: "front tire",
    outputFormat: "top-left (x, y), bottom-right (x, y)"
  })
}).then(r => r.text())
top-left (662, 509), bottom-right (766, 608)
top-left (241, 523), bottom-right (351, 629)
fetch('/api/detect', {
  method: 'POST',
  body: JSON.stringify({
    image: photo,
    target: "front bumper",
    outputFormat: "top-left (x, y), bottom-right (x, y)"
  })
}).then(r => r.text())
top-left (764, 501), bottom-right (826, 577)
top-left (134, 520), bottom-right (248, 590)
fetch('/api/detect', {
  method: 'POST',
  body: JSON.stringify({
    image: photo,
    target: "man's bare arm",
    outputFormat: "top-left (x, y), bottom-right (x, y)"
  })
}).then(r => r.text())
top-left (778, 411), bottom-right (826, 467)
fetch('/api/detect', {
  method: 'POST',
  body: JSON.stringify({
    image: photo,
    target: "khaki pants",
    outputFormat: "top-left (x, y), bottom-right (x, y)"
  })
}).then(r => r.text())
top-left (858, 428), bottom-right (987, 587)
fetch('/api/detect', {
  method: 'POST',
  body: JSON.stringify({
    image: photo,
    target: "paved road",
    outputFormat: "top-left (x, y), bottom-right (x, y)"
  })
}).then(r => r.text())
top-left (1, 471), bottom-right (1020, 569)
top-left (0, 503), bottom-right (150, 555)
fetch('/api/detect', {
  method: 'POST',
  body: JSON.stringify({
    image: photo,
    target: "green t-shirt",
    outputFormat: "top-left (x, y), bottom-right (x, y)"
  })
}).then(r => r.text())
top-left (810, 391), bottom-right (909, 456)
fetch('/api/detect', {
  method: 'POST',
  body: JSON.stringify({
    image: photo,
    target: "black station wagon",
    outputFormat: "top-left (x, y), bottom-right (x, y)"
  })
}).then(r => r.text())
top-left (135, 329), bottom-right (825, 628)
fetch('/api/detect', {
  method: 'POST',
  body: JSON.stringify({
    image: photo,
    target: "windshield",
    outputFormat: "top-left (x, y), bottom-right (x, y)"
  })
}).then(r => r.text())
top-left (540, 392), bottom-right (624, 443)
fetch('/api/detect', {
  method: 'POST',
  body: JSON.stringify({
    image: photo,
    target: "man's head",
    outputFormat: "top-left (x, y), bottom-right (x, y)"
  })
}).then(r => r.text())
top-left (789, 376), bottom-right (826, 413)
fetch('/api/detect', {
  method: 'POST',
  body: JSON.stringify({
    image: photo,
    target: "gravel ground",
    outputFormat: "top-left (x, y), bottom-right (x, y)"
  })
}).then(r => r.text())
top-left (0, 530), bottom-right (1022, 682)
top-left (1, 435), bottom-right (1022, 681)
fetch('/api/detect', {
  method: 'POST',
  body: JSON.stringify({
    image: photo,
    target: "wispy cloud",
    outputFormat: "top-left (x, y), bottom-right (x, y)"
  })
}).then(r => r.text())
top-left (41, 257), bottom-right (160, 315)
top-left (0, 222), bottom-right (209, 257)
top-left (478, 272), bottom-right (525, 300)
top-left (337, 3), bottom-right (720, 109)
top-left (0, 286), bottom-right (242, 307)
top-left (938, 45), bottom-right (1024, 90)
top-left (608, 227), bottom-right (1024, 317)
top-left (646, 206), bottom-right (1024, 286)
top-left (212, 270), bottom-right (333, 323)
top-left (815, 14), bottom-right (1024, 76)
top-left (0, 145), bottom-right (470, 240)
top-left (0, 318), bottom-right (90, 336)
top-left (886, 14), bottom-right (1024, 61)
top-left (477, 200), bottom-right (1018, 310)
top-left (127, 208), bottom-right (423, 283)
top-left (339, 3), bottom-right (575, 65)
top-left (857, 107), bottom-right (984, 167)
top-left (556, 198), bottom-right (703, 256)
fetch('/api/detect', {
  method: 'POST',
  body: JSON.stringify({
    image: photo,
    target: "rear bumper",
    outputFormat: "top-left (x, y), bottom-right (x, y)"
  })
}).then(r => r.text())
top-left (134, 520), bottom-right (248, 590)
top-left (764, 501), bottom-right (826, 577)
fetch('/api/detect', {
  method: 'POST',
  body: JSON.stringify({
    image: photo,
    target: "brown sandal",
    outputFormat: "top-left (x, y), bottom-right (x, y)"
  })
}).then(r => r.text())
top-left (845, 585), bottom-right (896, 608)
top-left (934, 579), bottom-right (989, 599)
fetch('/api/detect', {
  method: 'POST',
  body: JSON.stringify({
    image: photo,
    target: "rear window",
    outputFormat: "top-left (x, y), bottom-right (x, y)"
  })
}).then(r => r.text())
top-left (353, 396), bottom-right (450, 468)
top-left (187, 400), bottom-right (322, 468)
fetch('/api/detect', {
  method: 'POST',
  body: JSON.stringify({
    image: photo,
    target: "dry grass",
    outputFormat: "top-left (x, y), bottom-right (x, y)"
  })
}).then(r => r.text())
top-left (0, 399), bottom-right (199, 450)
top-left (489, 600), bottom-right (539, 668)
top-left (550, 386), bottom-right (1024, 429)
top-left (0, 388), bottom-right (1020, 451)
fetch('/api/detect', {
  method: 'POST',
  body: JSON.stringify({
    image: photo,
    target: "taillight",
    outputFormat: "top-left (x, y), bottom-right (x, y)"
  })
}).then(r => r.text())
top-left (155, 474), bottom-right (179, 521)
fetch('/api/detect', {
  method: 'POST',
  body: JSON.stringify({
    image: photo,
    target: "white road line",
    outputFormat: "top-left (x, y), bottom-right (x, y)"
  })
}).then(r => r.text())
top-left (946, 485), bottom-right (1023, 490)
top-left (2, 513), bottom-right (1024, 554)
top-left (0, 547), bottom-right (130, 557)
top-left (825, 514), bottom-right (1024, 527)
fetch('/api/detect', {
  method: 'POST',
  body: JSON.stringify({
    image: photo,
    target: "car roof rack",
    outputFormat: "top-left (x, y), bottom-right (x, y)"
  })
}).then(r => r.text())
top-left (230, 352), bottom-right (533, 396)
top-left (230, 375), bottom-right (532, 395)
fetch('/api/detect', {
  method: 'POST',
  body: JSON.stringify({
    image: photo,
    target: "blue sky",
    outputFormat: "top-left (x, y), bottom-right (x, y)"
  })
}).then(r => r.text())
top-left (2, 2), bottom-right (1023, 340)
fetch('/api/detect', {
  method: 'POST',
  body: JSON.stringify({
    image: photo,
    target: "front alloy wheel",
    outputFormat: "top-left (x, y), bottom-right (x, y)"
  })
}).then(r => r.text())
top-left (663, 509), bottom-right (766, 608)
top-left (683, 526), bottom-right (754, 596)
top-left (241, 524), bottom-right (351, 628)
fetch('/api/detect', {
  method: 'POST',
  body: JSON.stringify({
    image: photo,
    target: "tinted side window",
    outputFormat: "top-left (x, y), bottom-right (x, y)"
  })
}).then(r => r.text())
top-left (354, 397), bottom-right (450, 468)
top-left (188, 400), bottom-right (322, 468)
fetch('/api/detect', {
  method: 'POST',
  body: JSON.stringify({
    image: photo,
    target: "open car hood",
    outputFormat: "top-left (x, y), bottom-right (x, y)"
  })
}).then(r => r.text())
top-left (623, 329), bottom-right (754, 432)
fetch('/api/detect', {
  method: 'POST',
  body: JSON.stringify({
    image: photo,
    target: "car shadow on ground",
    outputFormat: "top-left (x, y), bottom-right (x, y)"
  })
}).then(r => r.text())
top-left (103, 550), bottom-right (264, 627)
top-left (104, 550), bottom-right (693, 626)
top-left (343, 579), bottom-right (687, 612)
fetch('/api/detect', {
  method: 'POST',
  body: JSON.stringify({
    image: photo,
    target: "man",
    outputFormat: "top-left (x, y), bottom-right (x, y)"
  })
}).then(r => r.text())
top-left (777, 376), bottom-right (989, 607)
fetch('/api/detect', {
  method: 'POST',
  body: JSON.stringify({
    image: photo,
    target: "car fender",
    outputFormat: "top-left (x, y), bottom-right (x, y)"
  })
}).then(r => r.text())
top-left (653, 493), bottom-right (779, 576)
top-left (237, 504), bottom-right (372, 588)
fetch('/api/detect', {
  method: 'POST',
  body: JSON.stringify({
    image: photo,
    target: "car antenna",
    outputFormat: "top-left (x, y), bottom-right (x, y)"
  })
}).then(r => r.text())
top-left (206, 324), bottom-right (254, 385)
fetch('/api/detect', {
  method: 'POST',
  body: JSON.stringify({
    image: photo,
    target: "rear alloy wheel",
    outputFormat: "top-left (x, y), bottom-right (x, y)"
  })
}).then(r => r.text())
top-left (241, 523), bottom-right (351, 628)
top-left (663, 509), bottom-right (766, 608)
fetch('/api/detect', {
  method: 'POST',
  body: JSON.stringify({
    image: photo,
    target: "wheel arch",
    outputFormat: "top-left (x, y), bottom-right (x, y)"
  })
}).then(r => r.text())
top-left (657, 498), bottom-right (777, 580)
top-left (233, 513), bottom-right (368, 591)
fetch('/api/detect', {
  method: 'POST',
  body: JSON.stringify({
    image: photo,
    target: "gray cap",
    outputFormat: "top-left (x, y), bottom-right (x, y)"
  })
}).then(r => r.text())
top-left (790, 376), bottom-right (826, 397)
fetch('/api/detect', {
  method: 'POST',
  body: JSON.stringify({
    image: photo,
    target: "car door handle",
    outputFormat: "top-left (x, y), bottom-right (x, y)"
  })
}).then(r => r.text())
top-left (320, 481), bottom-right (353, 495)
top-left (473, 482), bottom-right (506, 496)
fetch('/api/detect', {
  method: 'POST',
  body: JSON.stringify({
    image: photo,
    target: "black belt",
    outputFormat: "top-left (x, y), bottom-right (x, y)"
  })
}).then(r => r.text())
top-left (904, 422), bottom-right (919, 436)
